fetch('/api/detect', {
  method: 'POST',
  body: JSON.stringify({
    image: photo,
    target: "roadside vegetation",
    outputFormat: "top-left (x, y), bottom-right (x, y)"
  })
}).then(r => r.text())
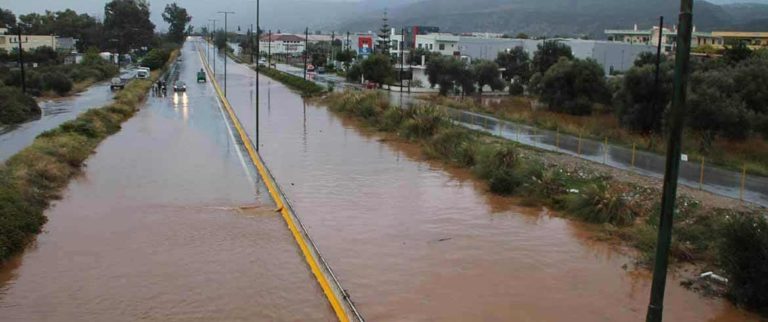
top-left (323, 90), bottom-right (768, 314)
top-left (423, 42), bottom-right (768, 176)
top-left (258, 67), bottom-right (326, 97)
top-left (0, 83), bottom-right (41, 125)
top-left (0, 0), bottom-right (187, 264)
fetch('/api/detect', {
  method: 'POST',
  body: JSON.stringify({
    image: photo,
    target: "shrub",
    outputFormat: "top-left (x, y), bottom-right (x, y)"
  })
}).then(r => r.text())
top-left (400, 105), bottom-right (445, 139)
top-left (473, 144), bottom-right (524, 194)
top-left (0, 86), bottom-right (41, 125)
top-left (563, 182), bottom-right (636, 226)
top-left (43, 72), bottom-right (73, 95)
top-left (718, 213), bottom-right (768, 312)
top-left (142, 48), bottom-right (171, 70)
top-left (260, 67), bottom-right (324, 96)
top-left (425, 127), bottom-right (478, 166)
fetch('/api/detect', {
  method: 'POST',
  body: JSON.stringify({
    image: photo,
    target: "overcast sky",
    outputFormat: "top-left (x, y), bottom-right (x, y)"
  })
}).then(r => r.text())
top-left (1, 0), bottom-right (765, 32)
top-left (0, 0), bottom-right (366, 32)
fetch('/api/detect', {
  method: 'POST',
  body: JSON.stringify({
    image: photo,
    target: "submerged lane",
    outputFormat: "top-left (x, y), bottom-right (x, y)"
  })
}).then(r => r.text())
top-left (0, 41), bottom-right (336, 321)
top-left (0, 83), bottom-right (114, 162)
top-left (210, 43), bottom-right (759, 321)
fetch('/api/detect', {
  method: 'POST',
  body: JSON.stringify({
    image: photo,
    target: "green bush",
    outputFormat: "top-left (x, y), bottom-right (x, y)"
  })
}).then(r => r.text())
top-left (43, 72), bottom-right (73, 95)
top-left (425, 127), bottom-right (478, 166)
top-left (400, 105), bottom-right (445, 139)
top-left (0, 86), bottom-right (41, 125)
top-left (473, 144), bottom-right (524, 194)
top-left (142, 48), bottom-right (171, 70)
top-left (260, 67), bottom-right (324, 96)
top-left (563, 182), bottom-right (636, 226)
top-left (718, 213), bottom-right (768, 313)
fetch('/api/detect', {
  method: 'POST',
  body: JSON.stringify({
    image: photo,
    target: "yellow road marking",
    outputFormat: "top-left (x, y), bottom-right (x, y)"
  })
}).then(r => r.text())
top-left (196, 43), bottom-right (351, 322)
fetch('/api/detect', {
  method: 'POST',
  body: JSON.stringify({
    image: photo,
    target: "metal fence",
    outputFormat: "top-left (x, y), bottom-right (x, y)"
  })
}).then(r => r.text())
top-left (446, 108), bottom-right (768, 207)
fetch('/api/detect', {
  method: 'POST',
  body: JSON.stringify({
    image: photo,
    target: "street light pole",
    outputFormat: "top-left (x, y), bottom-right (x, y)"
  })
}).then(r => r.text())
top-left (646, 1), bottom-right (694, 321)
top-left (218, 11), bottom-right (234, 97)
top-left (209, 19), bottom-right (217, 77)
top-left (268, 29), bottom-right (272, 67)
top-left (255, 0), bottom-right (260, 151)
top-left (304, 27), bottom-right (308, 80)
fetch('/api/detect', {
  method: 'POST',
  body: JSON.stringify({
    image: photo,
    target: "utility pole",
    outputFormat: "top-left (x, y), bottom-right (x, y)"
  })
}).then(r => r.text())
top-left (400, 27), bottom-right (404, 97)
top-left (209, 19), bottom-right (217, 77)
top-left (16, 26), bottom-right (26, 94)
top-left (255, 0), bottom-right (260, 150)
top-left (250, 24), bottom-right (254, 64)
top-left (268, 29), bottom-right (272, 67)
top-left (304, 27), bottom-right (309, 80)
top-left (652, 15), bottom-right (665, 132)
top-left (218, 11), bottom-right (234, 96)
top-left (330, 31), bottom-right (335, 67)
top-left (346, 31), bottom-right (350, 52)
top-left (646, 1), bottom-right (694, 322)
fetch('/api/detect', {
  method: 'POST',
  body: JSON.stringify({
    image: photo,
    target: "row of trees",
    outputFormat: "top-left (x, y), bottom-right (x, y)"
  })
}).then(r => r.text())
top-left (496, 40), bottom-right (768, 143)
top-left (0, 1), bottom-right (191, 54)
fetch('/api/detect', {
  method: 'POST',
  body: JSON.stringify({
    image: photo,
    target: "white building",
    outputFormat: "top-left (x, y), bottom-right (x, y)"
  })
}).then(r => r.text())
top-left (259, 34), bottom-right (305, 56)
top-left (456, 37), bottom-right (655, 75)
top-left (416, 33), bottom-right (460, 56)
top-left (0, 28), bottom-right (58, 52)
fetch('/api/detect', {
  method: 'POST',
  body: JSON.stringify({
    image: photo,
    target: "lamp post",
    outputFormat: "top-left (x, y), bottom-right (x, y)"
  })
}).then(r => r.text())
top-left (208, 18), bottom-right (217, 76)
top-left (646, 1), bottom-right (694, 321)
top-left (218, 11), bottom-right (234, 97)
top-left (304, 27), bottom-right (308, 80)
top-left (255, 0), bottom-right (260, 150)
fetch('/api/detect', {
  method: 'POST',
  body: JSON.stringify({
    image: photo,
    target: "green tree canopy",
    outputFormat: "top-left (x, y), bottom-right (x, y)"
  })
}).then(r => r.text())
top-left (495, 47), bottom-right (531, 82)
top-left (0, 8), bottom-right (15, 28)
top-left (162, 2), bottom-right (191, 43)
top-left (613, 62), bottom-right (673, 134)
top-left (361, 53), bottom-right (394, 86)
top-left (538, 57), bottom-right (609, 115)
top-left (532, 40), bottom-right (573, 74)
top-left (426, 56), bottom-right (476, 96)
top-left (104, 0), bottom-right (155, 54)
top-left (474, 60), bottom-right (505, 93)
top-left (633, 51), bottom-right (666, 67)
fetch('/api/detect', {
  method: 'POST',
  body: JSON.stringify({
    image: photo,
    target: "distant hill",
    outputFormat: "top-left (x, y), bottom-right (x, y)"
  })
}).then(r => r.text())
top-left (335, 0), bottom-right (768, 37)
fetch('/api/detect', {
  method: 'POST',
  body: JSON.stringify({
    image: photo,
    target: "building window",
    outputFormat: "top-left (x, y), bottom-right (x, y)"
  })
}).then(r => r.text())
top-left (439, 43), bottom-right (445, 50)
top-left (429, 44), bottom-right (433, 50)
top-left (418, 43), bottom-right (422, 49)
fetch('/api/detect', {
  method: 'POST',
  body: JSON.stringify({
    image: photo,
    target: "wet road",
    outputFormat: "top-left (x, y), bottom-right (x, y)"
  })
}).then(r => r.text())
top-left (206, 39), bottom-right (760, 321)
top-left (0, 83), bottom-right (114, 162)
top-left (0, 41), bottom-right (335, 321)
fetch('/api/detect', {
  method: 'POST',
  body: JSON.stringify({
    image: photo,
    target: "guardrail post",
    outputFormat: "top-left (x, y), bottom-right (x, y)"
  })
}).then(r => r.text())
top-left (699, 158), bottom-right (705, 190)
top-left (603, 137), bottom-right (608, 164)
top-left (577, 133), bottom-right (582, 156)
top-left (631, 143), bottom-right (636, 168)
top-left (740, 165), bottom-right (746, 202)
top-left (555, 128), bottom-right (560, 149)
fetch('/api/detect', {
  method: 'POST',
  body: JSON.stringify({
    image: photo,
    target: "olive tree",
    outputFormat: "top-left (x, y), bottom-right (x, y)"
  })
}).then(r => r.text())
top-left (538, 58), bottom-right (610, 115)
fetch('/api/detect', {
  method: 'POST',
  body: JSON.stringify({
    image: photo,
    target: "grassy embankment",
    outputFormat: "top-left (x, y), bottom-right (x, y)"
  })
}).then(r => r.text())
top-left (225, 49), bottom-right (325, 97)
top-left (0, 49), bottom-right (179, 264)
top-left (426, 95), bottom-right (768, 177)
top-left (324, 90), bottom-right (768, 314)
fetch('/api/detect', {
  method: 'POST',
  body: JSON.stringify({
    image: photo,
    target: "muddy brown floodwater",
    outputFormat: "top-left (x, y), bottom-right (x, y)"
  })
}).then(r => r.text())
top-left (210, 40), bottom-right (762, 321)
top-left (0, 42), bottom-right (336, 321)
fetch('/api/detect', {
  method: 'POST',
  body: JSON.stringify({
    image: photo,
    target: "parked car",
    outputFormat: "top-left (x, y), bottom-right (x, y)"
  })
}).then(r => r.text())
top-left (110, 77), bottom-right (127, 90)
top-left (173, 81), bottom-right (187, 92)
top-left (136, 67), bottom-right (150, 79)
top-left (317, 66), bottom-right (326, 74)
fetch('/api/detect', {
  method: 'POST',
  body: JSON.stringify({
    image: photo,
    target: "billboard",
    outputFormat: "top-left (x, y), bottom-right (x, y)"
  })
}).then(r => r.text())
top-left (358, 36), bottom-right (373, 55)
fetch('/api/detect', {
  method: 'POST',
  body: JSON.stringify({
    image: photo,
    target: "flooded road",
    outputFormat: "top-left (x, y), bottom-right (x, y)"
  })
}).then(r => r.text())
top-left (0, 83), bottom-right (114, 162)
top-left (0, 42), bottom-right (336, 321)
top-left (208, 40), bottom-right (760, 321)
